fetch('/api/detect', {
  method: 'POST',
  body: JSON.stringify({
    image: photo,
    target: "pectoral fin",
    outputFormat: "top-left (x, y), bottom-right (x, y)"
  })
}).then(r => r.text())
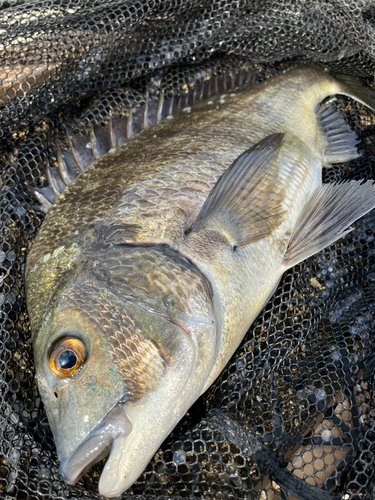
top-left (283, 181), bottom-right (375, 268)
top-left (188, 133), bottom-right (286, 247)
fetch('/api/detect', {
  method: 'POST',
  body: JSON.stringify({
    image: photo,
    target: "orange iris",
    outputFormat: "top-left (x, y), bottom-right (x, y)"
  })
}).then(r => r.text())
top-left (48, 337), bottom-right (87, 377)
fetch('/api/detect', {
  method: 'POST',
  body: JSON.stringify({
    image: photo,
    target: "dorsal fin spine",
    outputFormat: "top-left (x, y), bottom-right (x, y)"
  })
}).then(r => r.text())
top-left (126, 112), bottom-right (133, 138)
top-left (89, 126), bottom-right (101, 159)
top-left (46, 166), bottom-right (64, 198)
top-left (109, 116), bottom-right (116, 149)
top-left (67, 135), bottom-right (85, 172)
top-left (156, 90), bottom-right (164, 123)
top-left (57, 148), bottom-right (73, 185)
top-left (143, 92), bottom-right (149, 129)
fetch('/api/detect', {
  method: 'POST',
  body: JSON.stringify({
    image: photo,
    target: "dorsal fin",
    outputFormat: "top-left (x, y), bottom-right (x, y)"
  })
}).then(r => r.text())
top-left (32, 67), bottom-right (254, 212)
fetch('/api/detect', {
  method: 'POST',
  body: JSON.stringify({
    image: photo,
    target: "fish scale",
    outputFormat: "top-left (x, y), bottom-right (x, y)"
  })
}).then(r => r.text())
top-left (26, 65), bottom-right (375, 497)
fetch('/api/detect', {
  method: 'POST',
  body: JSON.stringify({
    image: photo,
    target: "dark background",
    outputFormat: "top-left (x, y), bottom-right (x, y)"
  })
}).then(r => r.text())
top-left (1, 1), bottom-right (375, 499)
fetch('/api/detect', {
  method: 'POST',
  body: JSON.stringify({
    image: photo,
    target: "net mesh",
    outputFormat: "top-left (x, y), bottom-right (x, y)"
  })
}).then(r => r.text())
top-left (1, 1), bottom-right (375, 499)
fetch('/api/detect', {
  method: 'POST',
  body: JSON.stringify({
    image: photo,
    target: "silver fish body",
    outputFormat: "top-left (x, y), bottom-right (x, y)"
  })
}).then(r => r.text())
top-left (26, 65), bottom-right (375, 496)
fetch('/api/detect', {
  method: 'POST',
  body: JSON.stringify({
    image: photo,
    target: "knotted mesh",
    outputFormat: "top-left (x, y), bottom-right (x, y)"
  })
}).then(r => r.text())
top-left (1, 1), bottom-right (375, 499)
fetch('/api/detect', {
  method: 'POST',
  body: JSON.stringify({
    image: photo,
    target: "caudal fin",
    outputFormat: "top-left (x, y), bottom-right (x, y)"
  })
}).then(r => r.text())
top-left (334, 72), bottom-right (375, 111)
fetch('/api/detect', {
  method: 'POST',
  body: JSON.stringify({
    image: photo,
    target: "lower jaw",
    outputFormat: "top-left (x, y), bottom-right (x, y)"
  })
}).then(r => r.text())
top-left (67, 443), bottom-right (113, 484)
top-left (60, 403), bottom-right (132, 486)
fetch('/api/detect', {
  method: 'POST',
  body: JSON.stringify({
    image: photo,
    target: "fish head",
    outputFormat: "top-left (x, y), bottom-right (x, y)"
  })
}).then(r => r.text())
top-left (30, 245), bottom-right (216, 497)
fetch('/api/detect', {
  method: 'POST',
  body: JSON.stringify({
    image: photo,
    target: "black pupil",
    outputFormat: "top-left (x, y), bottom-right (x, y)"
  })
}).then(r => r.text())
top-left (58, 350), bottom-right (77, 370)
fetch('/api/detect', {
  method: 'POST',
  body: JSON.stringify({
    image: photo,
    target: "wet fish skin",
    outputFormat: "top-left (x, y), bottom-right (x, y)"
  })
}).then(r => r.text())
top-left (29, 243), bottom-right (216, 494)
top-left (25, 65), bottom-right (375, 496)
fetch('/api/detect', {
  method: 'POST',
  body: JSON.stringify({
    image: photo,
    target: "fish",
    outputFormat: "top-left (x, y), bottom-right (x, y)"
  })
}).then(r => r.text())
top-left (25, 65), bottom-right (375, 497)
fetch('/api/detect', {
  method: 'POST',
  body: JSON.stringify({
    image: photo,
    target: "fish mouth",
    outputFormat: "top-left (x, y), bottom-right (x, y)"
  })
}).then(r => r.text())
top-left (59, 403), bottom-right (132, 495)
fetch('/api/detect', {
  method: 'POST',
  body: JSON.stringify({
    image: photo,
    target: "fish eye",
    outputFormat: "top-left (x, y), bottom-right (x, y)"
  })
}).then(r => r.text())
top-left (48, 337), bottom-right (87, 377)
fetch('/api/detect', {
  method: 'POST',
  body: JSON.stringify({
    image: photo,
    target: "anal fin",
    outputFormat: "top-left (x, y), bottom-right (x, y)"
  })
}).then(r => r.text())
top-left (283, 181), bottom-right (375, 268)
top-left (320, 101), bottom-right (360, 164)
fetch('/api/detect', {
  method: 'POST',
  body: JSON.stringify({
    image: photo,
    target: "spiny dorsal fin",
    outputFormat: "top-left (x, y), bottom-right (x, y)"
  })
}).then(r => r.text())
top-left (33, 67), bottom-right (254, 213)
top-left (283, 180), bottom-right (375, 268)
top-left (189, 133), bottom-right (286, 247)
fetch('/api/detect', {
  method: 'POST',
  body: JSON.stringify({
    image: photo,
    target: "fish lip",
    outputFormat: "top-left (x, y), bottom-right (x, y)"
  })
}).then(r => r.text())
top-left (59, 404), bottom-right (132, 485)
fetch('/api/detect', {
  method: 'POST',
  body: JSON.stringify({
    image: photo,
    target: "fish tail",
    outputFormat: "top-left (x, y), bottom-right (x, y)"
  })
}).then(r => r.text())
top-left (292, 65), bottom-right (375, 111)
top-left (332, 72), bottom-right (375, 111)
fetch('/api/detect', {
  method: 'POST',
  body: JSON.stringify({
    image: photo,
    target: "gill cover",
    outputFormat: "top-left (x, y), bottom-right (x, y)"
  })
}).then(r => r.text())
top-left (32, 245), bottom-right (216, 497)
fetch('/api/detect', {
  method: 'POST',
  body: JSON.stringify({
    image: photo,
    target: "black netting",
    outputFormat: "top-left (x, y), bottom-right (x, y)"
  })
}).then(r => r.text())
top-left (2, 1), bottom-right (375, 499)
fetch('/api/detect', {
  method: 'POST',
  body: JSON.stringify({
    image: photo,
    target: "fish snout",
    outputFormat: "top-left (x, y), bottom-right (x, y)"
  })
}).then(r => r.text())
top-left (59, 403), bottom-right (132, 486)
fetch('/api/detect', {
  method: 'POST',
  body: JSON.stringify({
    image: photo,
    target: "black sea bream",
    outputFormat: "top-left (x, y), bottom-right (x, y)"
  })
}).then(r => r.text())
top-left (26, 66), bottom-right (375, 497)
